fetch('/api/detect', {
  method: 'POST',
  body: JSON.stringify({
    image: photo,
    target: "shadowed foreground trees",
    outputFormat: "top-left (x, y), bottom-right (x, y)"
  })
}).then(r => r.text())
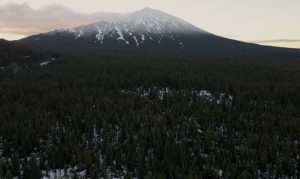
top-left (0, 54), bottom-right (299, 178)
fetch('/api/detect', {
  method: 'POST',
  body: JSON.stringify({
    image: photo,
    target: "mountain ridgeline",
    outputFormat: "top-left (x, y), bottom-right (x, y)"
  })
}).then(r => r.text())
top-left (17, 8), bottom-right (300, 56)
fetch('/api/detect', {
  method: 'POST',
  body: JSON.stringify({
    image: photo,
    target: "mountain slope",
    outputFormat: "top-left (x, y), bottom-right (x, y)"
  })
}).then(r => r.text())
top-left (17, 8), bottom-right (300, 56)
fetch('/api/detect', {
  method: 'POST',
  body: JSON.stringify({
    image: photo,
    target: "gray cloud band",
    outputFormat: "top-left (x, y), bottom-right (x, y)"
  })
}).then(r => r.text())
top-left (0, 3), bottom-right (106, 36)
top-left (252, 39), bottom-right (300, 43)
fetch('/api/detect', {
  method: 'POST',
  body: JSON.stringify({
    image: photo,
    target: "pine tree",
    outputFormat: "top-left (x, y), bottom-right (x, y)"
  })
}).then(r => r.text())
top-left (11, 151), bottom-right (21, 177)
top-left (22, 157), bottom-right (42, 179)
top-left (5, 169), bottom-right (13, 179)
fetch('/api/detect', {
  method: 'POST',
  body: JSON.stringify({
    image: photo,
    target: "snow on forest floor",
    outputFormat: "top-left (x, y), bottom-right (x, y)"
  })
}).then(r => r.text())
top-left (40, 168), bottom-right (134, 179)
top-left (40, 58), bottom-right (56, 67)
top-left (41, 169), bottom-right (86, 179)
top-left (121, 87), bottom-right (233, 105)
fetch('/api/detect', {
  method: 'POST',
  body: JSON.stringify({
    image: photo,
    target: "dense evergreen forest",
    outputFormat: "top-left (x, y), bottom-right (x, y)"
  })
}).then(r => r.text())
top-left (0, 39), bottom-right (46, 67)
top-left (0, 54), bottom-right (300, 178)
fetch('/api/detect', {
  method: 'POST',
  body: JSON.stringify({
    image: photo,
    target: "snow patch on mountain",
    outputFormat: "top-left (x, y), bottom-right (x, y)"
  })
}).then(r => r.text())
top-left (115, 27), bottom-right (125, 41)
top-left (95, 27), bottom-right (105, 44)
top-left (179, 42), bottom-right (184, 48)
top-left (75, 29), bottom-right (84, 39)
top-left (141, 34), bottom-right (145, 41)
top-left (133, 36), bottom-right (139, 46)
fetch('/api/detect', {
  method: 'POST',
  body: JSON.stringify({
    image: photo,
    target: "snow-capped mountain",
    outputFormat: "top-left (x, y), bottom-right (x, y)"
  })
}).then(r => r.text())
top-left (17, 8), bottom-right (300, 55)
top-left (46, 7), bottom-right (207, 48)
top-left (18, 8), bottom-right (216, 51)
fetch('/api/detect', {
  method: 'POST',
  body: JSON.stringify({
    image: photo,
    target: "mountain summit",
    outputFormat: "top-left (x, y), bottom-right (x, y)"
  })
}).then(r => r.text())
top-left (17, 8), bottom-right (300, 55)
top-left (33, 7), bottom-right (207, 48)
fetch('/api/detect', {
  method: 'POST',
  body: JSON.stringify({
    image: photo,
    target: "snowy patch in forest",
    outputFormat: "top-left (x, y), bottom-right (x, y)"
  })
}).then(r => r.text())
top-left (40, 61), bottom-right (51, 66)
top-left (121, 87), bottom-right (233, 105)
top-left (197, 129), bottom-right (203, 134)
top-left (41, 168), bottom-right (86, 179)
top-left (196, 90), bottom-right (213, 101)
top-left (218, 169), bottom-right (223, 177)
top-left (40, 58), bottom-right (56, 67)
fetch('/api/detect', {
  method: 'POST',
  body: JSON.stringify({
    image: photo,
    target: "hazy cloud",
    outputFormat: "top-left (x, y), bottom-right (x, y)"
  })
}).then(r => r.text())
top-left (0, 3), bottom-right (112, 37)
top-left (251, 39), bottom-right (300, 43)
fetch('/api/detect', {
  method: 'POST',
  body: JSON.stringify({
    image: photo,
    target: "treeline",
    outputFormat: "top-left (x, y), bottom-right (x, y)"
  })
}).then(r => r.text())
top-left (0, 39), bottom-right (47, 66)
top-left (0, 54), bottom-right (299, 178)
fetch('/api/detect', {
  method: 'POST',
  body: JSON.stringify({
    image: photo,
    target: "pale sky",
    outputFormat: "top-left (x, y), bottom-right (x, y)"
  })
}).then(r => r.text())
top-left (0, 0), bottom-right (300, 48)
